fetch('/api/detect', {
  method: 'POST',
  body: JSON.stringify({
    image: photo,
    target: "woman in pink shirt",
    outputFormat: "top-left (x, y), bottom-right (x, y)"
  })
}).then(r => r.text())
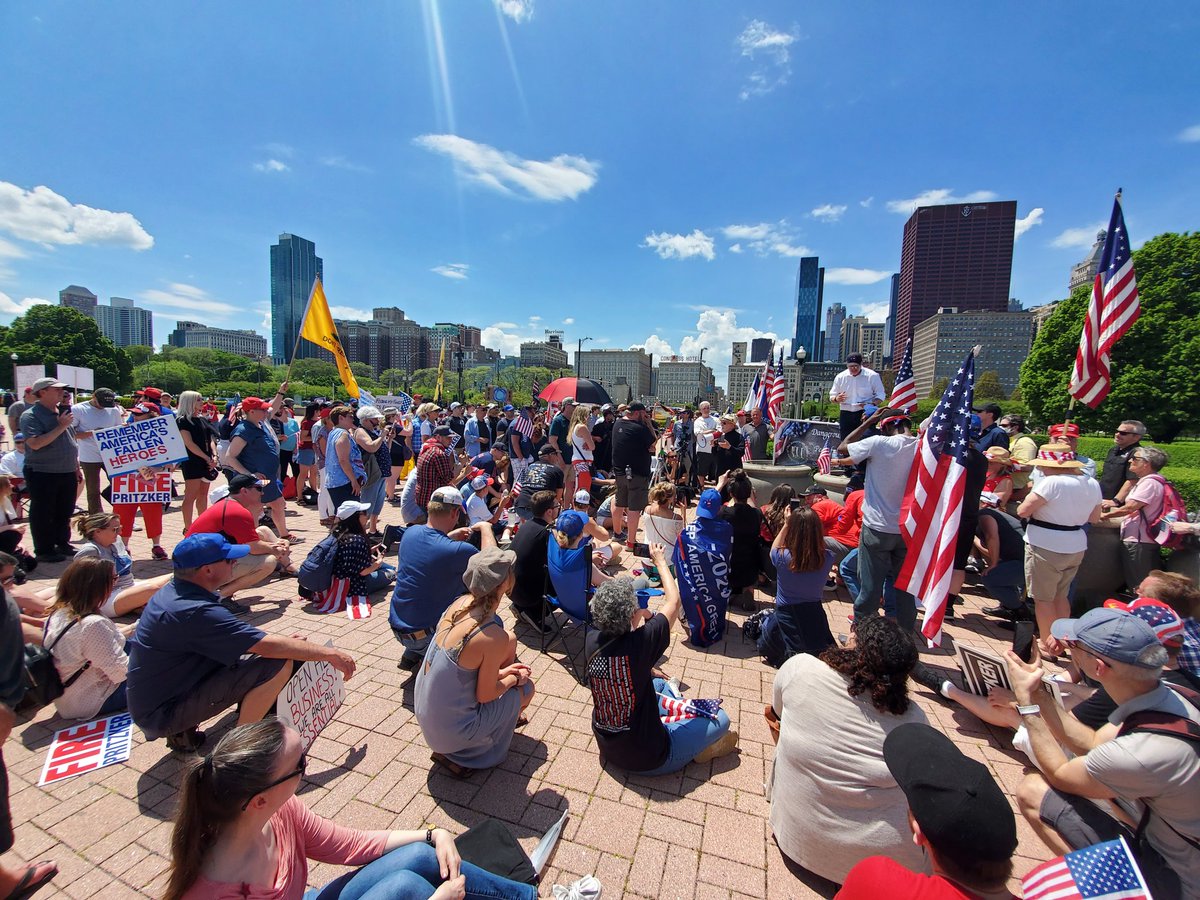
top-left (164, 718), bottom-right (539, 900)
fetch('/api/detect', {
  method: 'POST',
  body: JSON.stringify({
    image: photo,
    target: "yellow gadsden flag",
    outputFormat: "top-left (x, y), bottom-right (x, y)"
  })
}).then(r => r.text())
top-left (299, 277), bottom-right (360, 398)
top-left (434, 338), bottom-right (447, 403)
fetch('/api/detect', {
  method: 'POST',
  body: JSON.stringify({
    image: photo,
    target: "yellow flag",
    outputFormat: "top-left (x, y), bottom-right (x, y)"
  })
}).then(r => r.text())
top-left (299, 277), bottom-right (360, 399)
top-left (434, 339), bottom-right (447, 403)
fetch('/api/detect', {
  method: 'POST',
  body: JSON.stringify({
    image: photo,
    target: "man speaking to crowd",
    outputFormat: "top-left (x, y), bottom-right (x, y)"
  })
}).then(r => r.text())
top-left (828, 354), bottom-right (885, 441)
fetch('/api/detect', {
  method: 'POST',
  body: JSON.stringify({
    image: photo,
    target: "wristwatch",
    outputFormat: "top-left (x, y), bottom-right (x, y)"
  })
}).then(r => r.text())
top-left (1016, 704), bottom-right (1041, 717)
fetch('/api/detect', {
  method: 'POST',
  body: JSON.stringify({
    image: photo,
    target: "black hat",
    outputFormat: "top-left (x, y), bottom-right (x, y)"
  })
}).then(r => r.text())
top-left (627, 402), bottom-right (647, 412)
top-left (845, 353), bottom-right (863, 364)
top-left (883, 723), bottom-right (1016, 862)
top-left (973, 402), bottom-right (1003, 417)
top-left (538, 445), bottom-right (560, 458)
top-left (432, 425), bottom-right (453, 437)
top-left (800, 485), bottom-right (827, 497)
top-left (228, 473), bottom-right (269, 494)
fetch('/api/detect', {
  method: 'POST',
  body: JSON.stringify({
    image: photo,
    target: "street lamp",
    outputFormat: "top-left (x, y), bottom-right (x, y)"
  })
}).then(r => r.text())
top-left (9, 353), bottom-right (17, 397)
top-left (795, 346), bottom-right (807, 419)
top-left (576, 337), bottom-right (593, 377)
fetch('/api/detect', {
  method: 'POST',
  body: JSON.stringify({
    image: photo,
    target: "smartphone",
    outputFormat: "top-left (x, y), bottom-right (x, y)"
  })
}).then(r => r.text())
top-left (633, 542), bottom-right (653, 559)
top-left (1012, 621), bottom-right (1036, 664)
top-left (788, 498), bottom-right (803, 510)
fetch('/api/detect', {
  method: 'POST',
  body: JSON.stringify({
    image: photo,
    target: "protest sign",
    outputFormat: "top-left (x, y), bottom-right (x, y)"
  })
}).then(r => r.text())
top-left (772, 418), bottom-right (841, 467)
top-left (956, 643), bottom-right (1012, 695)
top-left (96, 415), bottom-right (188, 476)
top-left (110, 470), bottom-right (173, 505)
top-left (276, 643), bottom-right (346, 751)
top-left (56, 365), bottom-right (94, 392)
top-left (39, 713), bottom-right (134, 786)
top-left (13, 365), bottom-right (45, 393)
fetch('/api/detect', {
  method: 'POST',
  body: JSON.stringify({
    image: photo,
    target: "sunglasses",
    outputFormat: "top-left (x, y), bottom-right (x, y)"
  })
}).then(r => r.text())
top-left (241, 752), bottom-right (307, 809)
top-left (1115, 430), bottom-right (1139, 437)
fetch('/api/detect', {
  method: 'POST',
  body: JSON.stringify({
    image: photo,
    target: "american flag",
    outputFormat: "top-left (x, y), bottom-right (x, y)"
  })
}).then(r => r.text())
top-left (757, 356), bottom-right (774, 420)
top-left (888, 341), bottom-right (918, 413)
top-left (658, 695), bottom-right (723, 723)
top-left (510, 411), bottom-right (534, 440)
top-left (346, 595), bottom-right (372, 619)
top-left (314, 578), bottom-right (372, 618)
top-left (895, 349), bottom-right (975, 646)
top-left (742, 369), bottom-right (762, 413)
top-left (1022, 838), bottom-right (1149, 900)
top-left (531, 376), bottom-right (542, 401)
top-left (1069, 192), bottom-right (1140, 408)
top-left (358, 387), bottom-right (377, 407)
top-left (393, 391), bottom-right (414, 414)
top-left (767, 349), bottom-right (787, 425)
top-left (816, 439), bottom-right (832, 475)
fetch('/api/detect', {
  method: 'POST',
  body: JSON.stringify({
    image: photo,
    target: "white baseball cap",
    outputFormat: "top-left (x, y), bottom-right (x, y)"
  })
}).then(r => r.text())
top-left (573, 489), bottom-right (591, 505)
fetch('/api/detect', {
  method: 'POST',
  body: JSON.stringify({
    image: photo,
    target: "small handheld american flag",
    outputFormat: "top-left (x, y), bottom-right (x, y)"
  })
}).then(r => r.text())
top-left (888, 341), bottom-right (918, 413)
top-left (816, 439), bottom-right (832, 475)
top-left (530, 377), bottom-right (542, 401)
top-left (658, 695), bottom-right (723, 723)
top-left (511, 411), bottom-right (534, 440)
top-left (1022, 837), bottom-right (1149, 900)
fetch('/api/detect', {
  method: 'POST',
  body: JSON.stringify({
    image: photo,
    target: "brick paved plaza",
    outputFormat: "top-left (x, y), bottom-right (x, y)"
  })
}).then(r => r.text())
top-left (4, 492), bottom-right (1056, 898)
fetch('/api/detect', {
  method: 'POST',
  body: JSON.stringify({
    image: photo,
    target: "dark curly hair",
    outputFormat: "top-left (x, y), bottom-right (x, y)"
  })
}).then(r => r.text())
top-left (818, 615), bottom-right (916, 715)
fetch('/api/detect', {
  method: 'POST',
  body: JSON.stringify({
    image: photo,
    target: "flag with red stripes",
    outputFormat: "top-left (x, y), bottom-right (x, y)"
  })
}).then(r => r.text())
top-left (888, 340), bottom-right (918, 413)
top-left (1069, 193), bottom-right (1140, 408)
top-left (767, 349), bottom-right (787, 425)
top-left (816, 439), bottom-right (832, 475)
top-left (658, 695), bottom-right (723, 723)
top-left (315, 577), bottom-right (351, 614)
top-left (758, 357), bottom-right (775, 420)
top-left (510, 411), bottom-right (534, 440)
top-left (346, 595), bottom-right (372, 619)
top-left (895, 349), bottom-right (976, 646)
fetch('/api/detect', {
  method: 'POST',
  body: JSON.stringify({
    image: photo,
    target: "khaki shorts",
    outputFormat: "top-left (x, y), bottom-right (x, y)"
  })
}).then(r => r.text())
top-left (231, 552), bottom-right (272, 582)
top-left (615, 472), bottom-right (650, 510)
top-left (1024, 544), bottom-right (1085, 601)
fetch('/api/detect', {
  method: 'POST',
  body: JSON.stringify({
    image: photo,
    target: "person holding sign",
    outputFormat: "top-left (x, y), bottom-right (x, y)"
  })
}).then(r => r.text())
top-left (110, 404), bottom-right (172, 560)
top-left (225, 387), bottom-right (302, 545)
top-left (19, 377), bottom-right (79, 564)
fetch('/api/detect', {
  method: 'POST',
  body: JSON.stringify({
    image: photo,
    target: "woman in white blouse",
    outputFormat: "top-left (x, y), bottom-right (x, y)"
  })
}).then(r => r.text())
top-left (44, 557), bottom-right (130, 720)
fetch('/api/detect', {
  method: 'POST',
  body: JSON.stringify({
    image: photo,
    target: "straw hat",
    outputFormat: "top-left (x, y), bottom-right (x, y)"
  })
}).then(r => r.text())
top-left (984, 447), bottom-right (1011, 463)
top-left (1034, 442), bottom-right (1084, 470)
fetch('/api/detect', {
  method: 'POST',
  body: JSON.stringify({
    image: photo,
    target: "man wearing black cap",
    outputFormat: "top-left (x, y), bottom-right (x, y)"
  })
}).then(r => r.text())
top-left (512, 445), bottom-right (565, 523)
top-left (838, 722), bottom-right (1018, 898)
top-left (611, 403), bottom-right (656, 546)
top-left (972, 402), bottom-right (1009, 453)
top-left (829, 354), bottom-right (884, 442)
top-left (71, 387), bottom-right (124, 514)
top-left (19, 377), bottom-right (78, 562)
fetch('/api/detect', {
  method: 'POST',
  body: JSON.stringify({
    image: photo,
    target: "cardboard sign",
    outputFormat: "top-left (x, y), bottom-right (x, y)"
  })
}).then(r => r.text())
top-left (39, 713), bottom-right (134, 786)
top-left (772, 418), bottom-right (841, 467)
top-left (956, 643), bottom-right (1012, 696)
top-left (96, 415), bottom-right (188, 476)
top-left (276, 646), bottom-right (346, 751)
top-left (13, 365), bottom-right (45, 394)
top-left (56, 365), bottom-right (94, 392)
top-left (110, 470), bottom-right (173, 505)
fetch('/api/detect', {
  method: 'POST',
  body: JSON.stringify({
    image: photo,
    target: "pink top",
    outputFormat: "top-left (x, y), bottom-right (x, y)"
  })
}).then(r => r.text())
top-left (182, 797), bottom-right (388, 900)
top-left (1121, 473), bottom-right (1165, 543)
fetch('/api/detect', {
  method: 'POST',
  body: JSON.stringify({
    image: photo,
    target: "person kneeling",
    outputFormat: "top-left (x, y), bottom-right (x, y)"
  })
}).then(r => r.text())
top-left (126, 534), bottom-right (356, 753)
top-left (587, 545), bottom-right (738, 774)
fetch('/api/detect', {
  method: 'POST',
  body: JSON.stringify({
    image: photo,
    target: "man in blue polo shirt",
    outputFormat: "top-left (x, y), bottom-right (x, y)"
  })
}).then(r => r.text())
top-left (126, 534), bottom-right (357, 753)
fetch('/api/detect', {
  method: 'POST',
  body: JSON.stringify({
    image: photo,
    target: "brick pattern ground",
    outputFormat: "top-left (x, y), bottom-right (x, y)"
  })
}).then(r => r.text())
top-left (4, 488), bottom-right (1057, 898)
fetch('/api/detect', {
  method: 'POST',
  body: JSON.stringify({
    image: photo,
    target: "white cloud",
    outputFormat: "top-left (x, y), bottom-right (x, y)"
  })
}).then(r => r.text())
top-left (562, 317), bottom-right (575, 325)
top-left (631, 335), bottom-right (675, 359)
top-left (811, 204), bottom-right (847, 222)
top-left (319, 155), bottom-right (372, 174)
top-left (854, 301), bottom-right (891, 323)
top-left (494, 0), bottom-right (533, 22)
top-left (432, 263), bottom-right (469, 280)
top-left (1177, 124), bottom-right (1200, 142)
top-left (413, 134), bottom-right (599, 202)
top-left (328, 306), bottom-right (372, 320)
top-left (0, 181), bottom-right (153, 250)
top-left (885, 188), bottom-right (998, 215)
top-left (0, 291), bottom-right (52, 317)
top-left (641, 230), bottom-right (716, 261)
top-left (860, 196), bottom-right (874, 208)
top-left (1051, 222), bottom-right (1106, 250)
top-left (492, 321), bottom-right (518, 330)
top-left (256, 302), bottom-right (271, 333)
top-left (824, 268), bottom-right (892, 285)
top-left (264, 143), bottom-right (295, 158)
top-left (635, 308), bottom-right (788, 384)
top-left (729, 243), bottom-right (743, 254)
top-left (719, 221), bottom-right (809, 258)
top-left (0, 238), bottom-right (28, 260)
top-left (481, 323), bottom-right (534, 358)
top-left (253, 159), bottom-right (289, 173)
top-left (529, 315), bottom-right (542, 322)
top-left (139, 283), bottom-right (239, 317)
top-left (736, 20), bottom-right (798, 100)
top-left (1014, 207), bottom-right (1044, 240)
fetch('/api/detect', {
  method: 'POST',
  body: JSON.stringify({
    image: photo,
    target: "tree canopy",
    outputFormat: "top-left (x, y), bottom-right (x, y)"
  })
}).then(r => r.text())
top-left (1019, 231), bottom-right (1200, 441)
top-left (0, 306), bottom-right (131, 390)
top-left (973, 370), bottom-right (1007, 400)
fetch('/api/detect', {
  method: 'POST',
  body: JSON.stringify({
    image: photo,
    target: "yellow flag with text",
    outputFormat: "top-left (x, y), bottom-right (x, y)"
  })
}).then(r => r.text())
top-left (299, 277), bottom-right (360, 399)
top-left (434, 339), bottom-right (447, 403)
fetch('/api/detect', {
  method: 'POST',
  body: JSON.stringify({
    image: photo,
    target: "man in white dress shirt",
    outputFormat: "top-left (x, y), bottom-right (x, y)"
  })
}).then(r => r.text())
top-left (828, 353), bottom-right (885, 441)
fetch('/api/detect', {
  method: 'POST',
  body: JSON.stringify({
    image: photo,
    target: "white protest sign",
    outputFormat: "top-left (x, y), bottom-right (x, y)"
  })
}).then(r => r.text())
top-left (110, 470), bottom-right (173, 505)
top-left (96, 416), bottom-right (188, 477)
top-left (39, 713), bottom-right (134, 786)
top-left (56, 365), bottom-right (95, 392)
top-left (13, 365), bottom-right (45, 393)
top-left (276, 643), bottom-right (346, 751)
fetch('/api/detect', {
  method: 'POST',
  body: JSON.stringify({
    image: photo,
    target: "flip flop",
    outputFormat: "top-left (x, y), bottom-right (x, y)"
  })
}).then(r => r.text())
top-left (516, 714), bottom-right (529, 728)
top-left (281, 534), bottom-right (305, 545)
top-left (430, 752), bottom-right (474, 779)
top-left (4, 860), bottom-right (57, 900)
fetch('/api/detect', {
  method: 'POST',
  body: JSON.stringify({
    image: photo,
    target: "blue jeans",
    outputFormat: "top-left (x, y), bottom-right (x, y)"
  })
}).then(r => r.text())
top-left (360, 478), bottom-right (387, 518)
top-left (638, 678), bottom-right (731, 776)
top-left (97, 682), bottom-right (128, 716)
top-left (853, 526), bottom-right (916, 632)
top-left (840, 548), bottom-right (896, 619)
top-left (306, 842), bottom-right (537, 900)
top-left (981, 559), bottom-right (1025, 611)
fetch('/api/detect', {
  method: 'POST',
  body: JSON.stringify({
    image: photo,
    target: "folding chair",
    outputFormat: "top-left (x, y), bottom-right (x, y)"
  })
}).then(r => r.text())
top-left (541, 540), bottom-right (594, 683)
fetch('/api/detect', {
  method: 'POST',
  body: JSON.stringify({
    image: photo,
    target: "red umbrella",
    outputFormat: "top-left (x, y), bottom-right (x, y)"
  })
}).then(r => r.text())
top-left (538, 377), bottom-right (613, 406)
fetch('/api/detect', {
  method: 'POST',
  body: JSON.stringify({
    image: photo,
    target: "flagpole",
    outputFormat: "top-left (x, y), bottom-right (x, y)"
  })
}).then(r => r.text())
top-left (284, 276), bottom-right (319, 387)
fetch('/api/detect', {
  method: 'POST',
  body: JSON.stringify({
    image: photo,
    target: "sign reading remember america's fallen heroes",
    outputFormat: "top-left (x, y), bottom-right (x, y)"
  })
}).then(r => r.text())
top-left (772, 418), bottom-right (842, 467)
top-left (275, 642), bottom-right (347, 751)
top-left (96, 416), bottom-right (188, 477)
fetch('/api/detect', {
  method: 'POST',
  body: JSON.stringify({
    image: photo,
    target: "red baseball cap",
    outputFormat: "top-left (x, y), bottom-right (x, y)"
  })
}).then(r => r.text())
top-left (241, 396), bottom-right (270, 411)
top-left (1049, 422), bottom-right (1080, 438)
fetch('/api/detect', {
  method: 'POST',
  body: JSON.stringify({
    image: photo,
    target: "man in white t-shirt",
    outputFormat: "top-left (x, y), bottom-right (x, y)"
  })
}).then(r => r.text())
top-left (828, 353), bottom-right (885, 441)
top-left (1017, 444), bottom-right (1103, 655)
top-left (71, 388), bottom-right (125, 514)
top-left (692, 401), bottom-right (720, 486)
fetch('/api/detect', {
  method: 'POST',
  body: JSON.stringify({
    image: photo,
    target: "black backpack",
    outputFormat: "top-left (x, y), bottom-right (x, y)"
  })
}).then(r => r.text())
top-left (298, 534), bottom-right (340, 597)
top-left (16, 617), bottom-right (91, 715)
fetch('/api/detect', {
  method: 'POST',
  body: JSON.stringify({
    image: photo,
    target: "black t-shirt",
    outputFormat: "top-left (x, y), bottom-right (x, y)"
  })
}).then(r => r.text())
top-left (1100, 443), bottom-right (1139, 500)
top-left (509, 518), bottom-right (549, 611)
top-left (720, 502), bottom-right (762, 591)
top-left (515, 462), bottom-right (564, 510)
top-left (448, 415), bottom-right (466, 439)
top-left (715, 429), bottom-right (745, 475)
top-left (977, 508), bottom-right (1025, 562)
top-left (611, 418), bottom-right (655, 477)
top-left (585, 614), bottom-right (671, 772)
top-left (177, 415), bottom-right (213, 460)
top-left (591, 419), bottom-right (614, 471)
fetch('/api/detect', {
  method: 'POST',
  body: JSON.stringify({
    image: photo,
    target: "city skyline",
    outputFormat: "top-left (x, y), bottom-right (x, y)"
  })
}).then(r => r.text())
top-left (1, 3), bottom-right (1197, 386)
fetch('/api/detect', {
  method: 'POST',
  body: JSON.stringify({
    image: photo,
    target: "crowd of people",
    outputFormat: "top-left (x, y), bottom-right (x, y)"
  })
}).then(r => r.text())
top-left (1, 369), bottom-right (1198, 899)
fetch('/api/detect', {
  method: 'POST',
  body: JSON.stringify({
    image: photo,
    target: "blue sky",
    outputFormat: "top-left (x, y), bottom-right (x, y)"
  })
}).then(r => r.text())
top-left (1, 1), bottom-right (1197, 385)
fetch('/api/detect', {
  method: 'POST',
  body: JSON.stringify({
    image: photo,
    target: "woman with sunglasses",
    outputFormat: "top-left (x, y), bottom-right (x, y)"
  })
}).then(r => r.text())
top-left (72, 512), bottom-right (173, 617)
top-left (164, 718), bottom-right (541, 900)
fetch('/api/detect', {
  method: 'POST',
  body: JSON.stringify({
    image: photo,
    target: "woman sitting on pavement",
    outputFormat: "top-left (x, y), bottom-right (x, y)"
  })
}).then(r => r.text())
top-left (311, 501), bottom-right (390, 615)
top-left (983, 446), bottom-right (1014, 508)
top-left (68, 512), bottom-right (172, 618)
top-left (415, 548), bottom-right (534, 779)
top-left (164, 717), bottom-right (552, 900)
top-left (769, 614), bottom-right (928, 885)
top-left (718, 469), bottom-right (762, 610)
top-left (757, 505), bottom-right (835, 667)
top-left (45, 557), bottom-right (131, 720)
top-left (587, 545), bottom-right (738, 774)
top-left (641, 481), bottom-right (685, 548)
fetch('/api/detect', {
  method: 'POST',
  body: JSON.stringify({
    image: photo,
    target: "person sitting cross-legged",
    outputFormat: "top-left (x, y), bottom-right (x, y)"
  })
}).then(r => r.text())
top-left (126, 534), bottom-right (356, 754)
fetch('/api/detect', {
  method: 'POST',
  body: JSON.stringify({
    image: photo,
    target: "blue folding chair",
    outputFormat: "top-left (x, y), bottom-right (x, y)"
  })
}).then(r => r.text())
top-left (542, 539), bottom-right (594, 683)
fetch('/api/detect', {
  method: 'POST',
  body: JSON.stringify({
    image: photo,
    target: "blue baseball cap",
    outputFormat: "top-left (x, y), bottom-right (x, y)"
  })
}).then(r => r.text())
top-left (554, 510), bottom-right (587, 538)
top-left (503, 404), bottom-right (514, 411)
top-left (172, 533), bottom-right (250, 569)
top-left (1051, 607), bottom-right (1162, 668)
top-left (696, 488), bottom-right (723, 519)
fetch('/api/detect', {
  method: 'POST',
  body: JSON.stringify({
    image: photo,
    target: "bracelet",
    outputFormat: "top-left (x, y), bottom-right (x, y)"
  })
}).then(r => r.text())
top-left (426, 827), bottom-right (434, 845)
top-left (1016, 703), bottom-right (1041, 717)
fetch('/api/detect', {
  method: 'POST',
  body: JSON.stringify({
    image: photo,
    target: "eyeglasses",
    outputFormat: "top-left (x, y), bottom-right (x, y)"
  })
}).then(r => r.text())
top-left (241, 753), bottom-right (307, 809)
top-left (1115, 430), bottom-right (1139, 437)
top-left (1, 574), bottom-right (14, 587)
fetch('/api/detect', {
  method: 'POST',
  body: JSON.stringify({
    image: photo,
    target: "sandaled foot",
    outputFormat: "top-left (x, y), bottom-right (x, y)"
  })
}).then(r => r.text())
top-left (516, 714), bottom-right (529, 728)
top-left (3, 861), bottom-right (57, 900)
top-left (430, 752), bottom-right (474, 779)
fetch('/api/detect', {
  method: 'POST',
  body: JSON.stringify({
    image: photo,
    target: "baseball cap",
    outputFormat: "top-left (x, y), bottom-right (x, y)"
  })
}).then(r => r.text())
top-left (561, 396), bottom-right (576, 406)
top-left (449, 402), bottom-right (462, 410)
top-left (972, 402), bottom-right (1003, 417)
top-left (883, 723), bottom-right (1017, 862)
top-left (695, 488), bottom-right (722, 519)
top-left (432, 425), bottom-right (453, 437)
top-left (335, 500), bottom-right (372, 520)
top-left (555, 510), bottom-right (586, 538)
top-left (1050, 607), bottom-right (1163, 668)
top-left (429, 485), bottom-right (464, 507)
top-left (12, 433), bottom-right (23, 442)
top-left (228, 473), bottom-right (270, 493)
top-left (172, 533), bottom-right (250, 569)
top-left (573, 489), bottom-right (591, 505)
top-left (141, 387), bottom-right (163, 401)
top-left (503, 404), bottom-right (514, 412)
top-left (800, 486), bottom-right (827, 497)
top-left (240, 396), bottom-right (270, 411)
top-left (1050, 422), bottom-right (1080, 439)
top-left (131, 403), bottom-right (158, 416)
top-left (845, 353), bottom-right (863, 364)
top-left (600, 404), bottom-right (614, 413)
top-left (31, 377), bottom-right (68, 393)
top-left (470, 474), bottom-right (493, 492)
top-left (486, 403), bottom-right (498, 410)
top-left (538, 445), bottom-right (560, 458)
top-left (463, 548), bottom-right (516, 596)
top-left (879, 414), bottom-right (911, 430)
top-left (1103, 598), bottom-right (1186, 646)
top-left (94, 388), bottom-right (117, 407)
top-left (627, 402), bottom-right (647, 412)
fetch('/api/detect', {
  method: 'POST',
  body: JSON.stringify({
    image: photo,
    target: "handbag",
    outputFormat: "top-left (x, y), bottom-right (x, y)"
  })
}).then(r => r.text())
top-left (16, 617), bottom-right (91, 715)
top-left (454, 818), bottom-right (538, 886)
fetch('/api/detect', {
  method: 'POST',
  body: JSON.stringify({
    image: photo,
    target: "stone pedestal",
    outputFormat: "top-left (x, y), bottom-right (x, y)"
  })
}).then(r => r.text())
top-left (742, 461), bottom-right (813, 501)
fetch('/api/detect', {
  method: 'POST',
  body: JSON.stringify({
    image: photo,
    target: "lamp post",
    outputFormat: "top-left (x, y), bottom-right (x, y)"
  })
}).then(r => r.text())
top-left (9, 353), bottom-right (17, 396)
top-left (576, 337), bottom-right (593, 377)
top-left (795, 346), bottom-right (807, 419)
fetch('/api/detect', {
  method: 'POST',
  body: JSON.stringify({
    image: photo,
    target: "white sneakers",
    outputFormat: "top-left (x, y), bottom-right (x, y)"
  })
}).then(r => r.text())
top-left (552, 874), bottom-right (602, 899)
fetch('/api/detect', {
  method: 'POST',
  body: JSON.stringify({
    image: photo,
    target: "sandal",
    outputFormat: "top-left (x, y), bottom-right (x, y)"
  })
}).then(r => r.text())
top-left (4, 860), bottom-right (57, 900)
top-left (151, 545), bottom-right (168, 560)
top-left (281, 534), bottom-right (305, 545)
top-left (430, 752), bottom-right (474, 779)
top-left (516, 714), bottom-right (529, 728)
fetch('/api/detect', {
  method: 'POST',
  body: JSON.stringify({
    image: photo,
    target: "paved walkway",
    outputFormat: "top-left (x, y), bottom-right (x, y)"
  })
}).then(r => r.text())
top-left (4, 493), bottom-right (1054, 898)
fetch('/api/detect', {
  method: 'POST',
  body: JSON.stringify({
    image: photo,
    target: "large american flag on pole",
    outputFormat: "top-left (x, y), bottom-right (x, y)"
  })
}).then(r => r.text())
top-left (1069, 192), bottom-right (1140, 408)
top-left (888, 341), bottom-right (918, 413)
top-left (1022, 838), bottom-right (1149, 900)
top-left (757, 356), bottom-right (775, 420)
top-left (767, 349), bottom-right (787, 425)
top-left (895, 348), bottom-right (976, 646)
top-left (742, 369), bottom-right (762, 412)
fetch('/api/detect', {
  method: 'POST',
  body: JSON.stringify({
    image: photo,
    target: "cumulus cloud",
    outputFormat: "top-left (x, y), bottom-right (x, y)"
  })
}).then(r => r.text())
top-left (855, 301), bottom-right (891, 322)
top-left (631, 334), bottom-right (675, 359)
top-left (860, 197), bottom-right (874, 208)
top-left (1014, 207), bottom-right (1045, 240)
top-left (811, 204), bottom-right (847, 222)
top-left (432, 263), bottom-right (469, 280)
top-left (139, 283), bottom-right (239, 317)
top-left (481, 323), bottom-right (533, 358)
top-left (736, 20), bottom-right (798, 100)
top-left (1051, 222), bottom-right (1106, 250)
top-left (414, 134), bottom-right (599, 202)
top-left (885, 188), bottom-right (998, 215)
top-left (494, 0), bottom-right (533, 22)
top-left (729, 243), bottom-right (743, 254)
top-left (0, 291), bottom-right (52, 317)
top-left (824, 268), bottom-right (892, 285)
top-left (562, 317), bottom-right (575, 325)
top-left (0, 181), bottom-right (153, 250)
top-left (720, 222), bottom-right (809, 258)
top-left (641, 230), bottom-right (716, 261)
top-left (253, 159), bottom-right (290, 173)
top-left (636, 309), bottom-right (788, 381)
top-left (1177, 124), bottom-right (1200, 142)
top-left (0, 238), bottom-right (27, 260)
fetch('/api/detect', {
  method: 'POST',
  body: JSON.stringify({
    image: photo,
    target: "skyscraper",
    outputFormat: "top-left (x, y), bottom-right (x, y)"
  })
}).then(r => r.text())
top-left (792, 257), bottom-right (824, 359)
top-left (95, 297), bottom-right (153, 347)
top-left (270, 233), bottom-right (324, 364)
top-left (894, 201), bottom-right (1016, 348)
top-left (884, 273), bottom-right (899, 365)
top-left (59, 285), bottom-right (98, 314)
top-left (822, 302), bottom-right (847, 362)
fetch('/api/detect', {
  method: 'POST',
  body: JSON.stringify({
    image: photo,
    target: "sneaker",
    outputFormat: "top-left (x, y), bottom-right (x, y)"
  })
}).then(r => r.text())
top-left (397, 651), bottom-right (423, 672)
top-left (911, 662), bottom-right (957, 697)
top-left (693, 729), bottom-right (739, 764)
top-left (151, 545), bottom-right (168, 560)
top-left (219, 597), bottom-right (249, 615)
top-left (166, 727), bottom-right (206, 754)
top-left (551, 875), bottom-right (602, 900)
top-left (35, 551), bottom-right (67, 564)
top-left (516, 608), bottom-right (553, 635)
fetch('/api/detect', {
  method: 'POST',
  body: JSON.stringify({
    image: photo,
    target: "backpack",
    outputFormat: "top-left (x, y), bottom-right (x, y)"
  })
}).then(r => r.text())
top-left (1139, 473), bottom-right (1189, 550)
top-left (297, 533), bottom-right (340, 595)
top-left (15, 618), bottom-right (91, 715)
